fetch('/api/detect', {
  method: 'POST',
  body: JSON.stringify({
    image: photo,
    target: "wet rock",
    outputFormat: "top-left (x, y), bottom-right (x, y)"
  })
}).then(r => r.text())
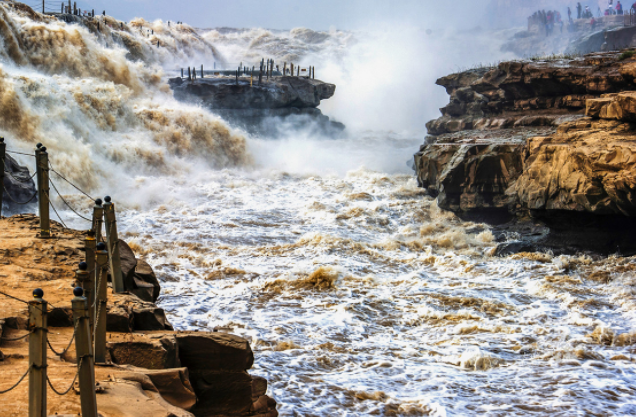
top-left (2, 154), bottom-right (37, 215)
top-left (109, 294), bottom-right (172, 331)
top-left (132, 259), bottom-right (161, 303)
top-left (189, 370), bottom-right (253, 416)
top-left (119, 240), bottom-right (161, 303)
top-left (251, 375), bottom-right (268, 398)
top-left (176, 332), bottom-right (254, 372)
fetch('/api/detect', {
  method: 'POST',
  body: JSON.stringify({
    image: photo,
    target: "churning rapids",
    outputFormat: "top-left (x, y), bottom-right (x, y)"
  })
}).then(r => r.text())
top-left (1, 3), bottom-right (636, 416)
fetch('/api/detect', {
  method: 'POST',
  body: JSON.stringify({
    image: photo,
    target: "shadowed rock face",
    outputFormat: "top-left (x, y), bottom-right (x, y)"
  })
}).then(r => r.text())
top-left (2, 153), bottom-right (37, 215)
top-left (168, 76), bottom-right (343, 137)
top-left (415, 51), bottom-right (636, 254)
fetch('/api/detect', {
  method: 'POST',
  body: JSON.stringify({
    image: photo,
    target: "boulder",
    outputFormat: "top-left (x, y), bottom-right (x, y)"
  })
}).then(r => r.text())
top-left (176, 332), bottom-right (254, 372)
top-left (118, 240), bottom-right (161, 303)
top-left (2, 153), bottom-right (37, 215)
top-left (132, 259), bottom-right (161, 303)
top-left (189, 370), bottom-right (253, 416)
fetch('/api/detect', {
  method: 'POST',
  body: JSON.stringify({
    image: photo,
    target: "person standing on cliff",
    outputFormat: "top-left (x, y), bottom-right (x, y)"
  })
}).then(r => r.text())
top-left (577, 2), bottom-right (582, 18)
top-left (617, 1), bottom-right (624, 14)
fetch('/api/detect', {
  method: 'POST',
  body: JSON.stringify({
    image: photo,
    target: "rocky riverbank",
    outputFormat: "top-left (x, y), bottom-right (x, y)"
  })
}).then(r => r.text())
top-left (414, 51), bottom-right (636, 255)
top-left (168, 76), bottom-right (343, 136)
top-left (0, 214), bottom-right (277, 417)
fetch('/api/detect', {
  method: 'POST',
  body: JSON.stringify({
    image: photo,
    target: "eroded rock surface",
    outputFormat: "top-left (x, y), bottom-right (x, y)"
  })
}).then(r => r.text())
top-left (415, 51), bottom-right (636, 254)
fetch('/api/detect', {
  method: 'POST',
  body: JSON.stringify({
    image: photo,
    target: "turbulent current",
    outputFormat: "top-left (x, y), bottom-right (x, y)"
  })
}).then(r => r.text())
top-left (1, 3), bottom-right (636, 416)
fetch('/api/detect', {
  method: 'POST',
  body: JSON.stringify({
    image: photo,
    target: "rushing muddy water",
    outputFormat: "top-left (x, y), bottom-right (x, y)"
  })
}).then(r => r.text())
top-left (1, 3), bottom-right (635, 416)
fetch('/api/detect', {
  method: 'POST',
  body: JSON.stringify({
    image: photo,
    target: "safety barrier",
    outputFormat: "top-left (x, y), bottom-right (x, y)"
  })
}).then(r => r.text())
top-left (0, 138), bottom-right (127, 414)
top-left (181, 58), bottom-right (316, 85)
top-left (625, 9), bottom-right (636, 26)
top-left (0, 287), bottom-right (98, 416)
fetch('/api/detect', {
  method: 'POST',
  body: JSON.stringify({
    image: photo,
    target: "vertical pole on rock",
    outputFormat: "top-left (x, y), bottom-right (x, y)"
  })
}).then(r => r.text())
top-left (61, 3), bottom-right (64, 13)
top-left (73, 2), bottom-right (76, 15)
top-left (42, 0), bottom-right (44, 14)
top-left (0, 137), bottom-right (5, 218)
top-left (36, 146), bottom-right (50, 239)
top-left (72, 287), bottom-right (98, 417)
top-left (181, 68), bottom-right (184, 78)
top-left (75, 261), bottom-right (93, 337)
top-left (94, 242), bottom-right (108, 364)
top-left (28, 289), bottom-right (47, 417)
top-left (201, 65), bottom-right (204, 78)
top-left (250, 68), bottom-right (253, 87)
top-left (92, 199), bottom-right (104, 244)
top-left (283, 62), bottom-right (287, 75)
top-left (102, 196), bottom-right (124, 293)
top-left (188, 67), bottom-right (191, 81)
top-left (297, 66), bottom-right (300, 76)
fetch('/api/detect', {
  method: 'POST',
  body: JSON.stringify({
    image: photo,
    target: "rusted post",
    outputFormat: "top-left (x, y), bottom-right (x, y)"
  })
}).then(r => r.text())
top-left (102, 196), bottom-right (124, 293)
top-left (36, 146), bottom-right (50, 239)
top-left (0, 137), bottom-right (5, 218)
top-left (94, 242), bottom-right (108, 364)
top-left (250, 68), bottom-right (253, 87)
top-left (72, 287), bottom-right (98, 417)
top-left (28, 288), bottom-right (47, 417)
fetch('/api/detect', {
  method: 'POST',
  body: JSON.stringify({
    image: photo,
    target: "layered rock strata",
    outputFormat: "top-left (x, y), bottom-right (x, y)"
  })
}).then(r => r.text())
top-left (414, 51), bottom-right (636, 254)
top-left (169, 76), bottom-right (344, 136)
top-left (0, 215), bottom-right (277, 416)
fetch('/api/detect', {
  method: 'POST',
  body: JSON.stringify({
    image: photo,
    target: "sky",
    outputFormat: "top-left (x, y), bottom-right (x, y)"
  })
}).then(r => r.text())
top-left (44, 0), bottom-right (490, 31)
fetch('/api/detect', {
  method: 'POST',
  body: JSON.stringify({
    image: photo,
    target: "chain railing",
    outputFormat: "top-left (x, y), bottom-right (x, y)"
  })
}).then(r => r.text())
top-left (0, 138), bottom-right (128, 416)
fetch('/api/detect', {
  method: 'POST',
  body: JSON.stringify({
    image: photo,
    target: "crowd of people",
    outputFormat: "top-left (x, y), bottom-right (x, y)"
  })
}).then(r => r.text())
top-left (528, 10), bottom-right (564, 35)
top-left (529, 2), bottom-right (636, 36)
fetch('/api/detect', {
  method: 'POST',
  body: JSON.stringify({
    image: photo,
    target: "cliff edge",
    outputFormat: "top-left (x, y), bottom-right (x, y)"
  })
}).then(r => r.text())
top-left (414, 51), bottom-right (636, 255)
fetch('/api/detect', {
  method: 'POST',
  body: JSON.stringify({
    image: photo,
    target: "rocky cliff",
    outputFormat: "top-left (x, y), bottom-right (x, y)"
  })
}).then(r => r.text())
top-left (414, 51), bottom-right (636, 254)
top-left (169, 76), bottom-right (343, 136)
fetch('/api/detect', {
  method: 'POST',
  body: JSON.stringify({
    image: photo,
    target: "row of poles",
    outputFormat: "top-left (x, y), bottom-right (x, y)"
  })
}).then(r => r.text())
top-left (0, 139), bottom-right (127, 416)
top-left (181, 58), bottom-right (316, 86)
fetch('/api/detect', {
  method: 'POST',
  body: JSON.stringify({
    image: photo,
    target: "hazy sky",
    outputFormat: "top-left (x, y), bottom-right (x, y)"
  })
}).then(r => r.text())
top-left (65, 0), bottom-right (488, 31)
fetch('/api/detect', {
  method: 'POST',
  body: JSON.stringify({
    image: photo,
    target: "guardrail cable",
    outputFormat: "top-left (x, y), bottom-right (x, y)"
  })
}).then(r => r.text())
top-left (49, 165), bottom-right (95, 201)
top-left (49, 179), bottom-right (92, 223)
top-left (2, 184), bottom-right (37, 205)
top-left (0, 365), bottom-right (31, 394)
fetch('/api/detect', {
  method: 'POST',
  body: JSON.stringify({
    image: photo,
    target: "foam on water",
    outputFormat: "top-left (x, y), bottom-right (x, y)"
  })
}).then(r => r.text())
top-left (1, 4), bottom-right (635, 416)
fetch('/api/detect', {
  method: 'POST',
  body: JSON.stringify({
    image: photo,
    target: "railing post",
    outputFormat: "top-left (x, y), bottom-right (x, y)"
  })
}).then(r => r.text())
top-left (94, 242), bottom-right (108, 364)
top-left (35, 146), bottom-right (50, 239)
top-left (102, 196), bottom-right (124, 293)
top-left (72, 287), bottom-right (97, 417)
top-left (0, 137), bottom-right (5, 218)
top-left (75, 261), bottom-right (93, 338)
top-left (85, 232), bottom-right (97, 299)
top-left (92, 199), bottom-right (104, 243)
top-left (201, 65), bottom-right (203, 78)
top-left (28, 288), bottom-right (47, 417)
